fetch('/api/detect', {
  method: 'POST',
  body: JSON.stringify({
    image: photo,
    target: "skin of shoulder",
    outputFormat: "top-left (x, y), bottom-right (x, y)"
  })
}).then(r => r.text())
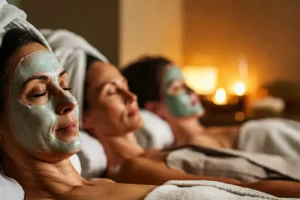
top-left (109, 155), bottom-right (240, 185)
top-left (55, 179), bottom-right (155, 200)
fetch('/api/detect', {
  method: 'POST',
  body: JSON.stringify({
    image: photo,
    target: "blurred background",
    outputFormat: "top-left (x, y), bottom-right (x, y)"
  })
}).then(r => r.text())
top-left (9, 0), bottom-right (300, 125)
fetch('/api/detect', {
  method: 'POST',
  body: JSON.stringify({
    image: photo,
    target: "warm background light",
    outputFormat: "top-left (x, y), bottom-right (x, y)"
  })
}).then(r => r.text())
top-left (234, 82), bottom-right (246, 96)
top-left (213, 88), bottom-right (228, 105)
top-left (182, 66), bottom-right (218, 95)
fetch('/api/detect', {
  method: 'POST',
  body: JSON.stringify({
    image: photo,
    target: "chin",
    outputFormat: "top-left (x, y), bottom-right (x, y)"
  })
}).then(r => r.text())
top-left (134, 117), bottom-right (144, 129)
top-left (123, 122), bottom-right (144, 133)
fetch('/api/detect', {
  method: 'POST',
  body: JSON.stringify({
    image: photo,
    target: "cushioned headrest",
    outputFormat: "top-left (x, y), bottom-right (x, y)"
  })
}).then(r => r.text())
top-left (135, 109), bottom-right (174, 149)
top-left (77, 131), bottom-right (107, 179)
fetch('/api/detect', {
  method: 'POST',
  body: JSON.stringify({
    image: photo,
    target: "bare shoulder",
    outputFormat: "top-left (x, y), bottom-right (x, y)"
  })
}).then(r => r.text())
top-left (55, 179), bottom-right (154, 200)
top-left (110, 156), bottom-right (171, 185)
top-left (120, 155), bottom-right (168, 173)
top-left (189, 126), bottom-right (240, 149)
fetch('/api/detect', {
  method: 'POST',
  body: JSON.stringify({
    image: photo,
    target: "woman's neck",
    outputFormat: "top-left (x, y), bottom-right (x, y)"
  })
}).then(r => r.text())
top-left (3, 152), bottom-right (84, 199)
top-left (168, 117), bottom-right (205, 147)
top-left (95, 131), bottom-right (145, 173)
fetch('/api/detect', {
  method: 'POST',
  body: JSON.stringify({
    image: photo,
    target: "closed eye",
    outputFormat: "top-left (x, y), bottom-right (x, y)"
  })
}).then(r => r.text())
top-left (62, 87), bottom-right (72, 91)
top-left (29, 92), bottom-right (47, 98)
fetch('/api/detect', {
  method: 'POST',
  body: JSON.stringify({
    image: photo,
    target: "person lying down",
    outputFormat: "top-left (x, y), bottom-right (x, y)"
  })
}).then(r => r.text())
top-left (1, 1), bottom-right (300, 199)
top-left (40, 29), bottom-right (300, 197)
top-left (122, 56), bottom-right (300, 159)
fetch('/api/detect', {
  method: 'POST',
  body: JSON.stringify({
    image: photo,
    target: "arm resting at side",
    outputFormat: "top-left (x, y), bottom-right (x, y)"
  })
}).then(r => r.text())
top-left (112, 157), bottom-right (300, 198)
top-left (111, 157), bottom-right (240, 185)
top-left (241, 180), bottom-right (300, 198)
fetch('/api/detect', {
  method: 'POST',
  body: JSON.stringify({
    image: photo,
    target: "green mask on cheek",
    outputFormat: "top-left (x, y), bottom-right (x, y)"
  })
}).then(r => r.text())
top-left (165, 66), bottom-right (204, 117)
top-left (8, 51), bottom-right (81, 153)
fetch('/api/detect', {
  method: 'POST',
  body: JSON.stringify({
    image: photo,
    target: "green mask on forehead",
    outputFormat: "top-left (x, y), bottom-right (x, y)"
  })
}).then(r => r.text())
top-left (8, 51), bottom-right (81, 153)
top-left (165, 66), bottom-right (204, 117)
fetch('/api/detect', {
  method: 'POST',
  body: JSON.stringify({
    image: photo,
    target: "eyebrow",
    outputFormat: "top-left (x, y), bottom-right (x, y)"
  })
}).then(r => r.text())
top-left (22, 70), bottom-right (67, 87)
top-left (22, 75), bottom-right (49, 87)
top-left (96, 77), bottom-right (127, 92)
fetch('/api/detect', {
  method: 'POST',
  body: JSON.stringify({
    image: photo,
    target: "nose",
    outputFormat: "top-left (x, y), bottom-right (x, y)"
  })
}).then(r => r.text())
top-left (54, 88), bottom-right (77, 115)
top-left (123, 89), bottom-right (137, 104)
top-left (55, 98), bottom-right (77, 115)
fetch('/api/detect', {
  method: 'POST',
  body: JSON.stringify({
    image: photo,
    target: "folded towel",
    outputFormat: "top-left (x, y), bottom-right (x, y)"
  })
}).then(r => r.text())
top-left (239, 118), bottom-right (300, 158)
top-left (40, 29), bottom-right (108, 126)
top-left (135, 110), bottom-right (174, 149)
top-left (167, 145), bottom-right (300, 183)
top-left (145, 180), bottom-right (285, 200)
top-left (77, 131), bottom-right (107, 179)
top-left (0, 0), bottom-right (50, 49)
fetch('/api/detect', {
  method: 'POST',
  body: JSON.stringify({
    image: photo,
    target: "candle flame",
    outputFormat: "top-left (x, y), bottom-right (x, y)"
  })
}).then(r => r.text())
top-left (234, 82), bottom-right (246, 96)
top-left (213, 88), bottom-right (228, 105)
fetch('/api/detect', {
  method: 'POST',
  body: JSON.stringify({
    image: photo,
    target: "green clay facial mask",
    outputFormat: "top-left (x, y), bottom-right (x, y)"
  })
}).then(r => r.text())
top-left (8, 51), bottom-right (81, 153)
top-left (165, 66), bottom-right (204, 117)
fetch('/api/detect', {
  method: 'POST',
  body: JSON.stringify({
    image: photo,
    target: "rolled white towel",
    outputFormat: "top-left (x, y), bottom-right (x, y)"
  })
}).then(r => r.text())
top-left (145, 180), bottom-right (282, 200)
top-left (136, 110), bottom-right (174, 149)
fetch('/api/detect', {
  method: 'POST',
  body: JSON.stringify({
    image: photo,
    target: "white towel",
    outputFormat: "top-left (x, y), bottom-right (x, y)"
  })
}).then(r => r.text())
top-left (40, 29), bottom-right (108, 126)
top-left (0, 0), bottom-right (50, 49)
top-left (145, 180), bottom-right (289, 200)
top-left (77, 131), bottom-right (107, 179)
top-left (135, 110), bottom-right (174, 149)
top-left (238, 118), bottom-right (300, 158)
top-left (0, 171), bottom-right (24, 200)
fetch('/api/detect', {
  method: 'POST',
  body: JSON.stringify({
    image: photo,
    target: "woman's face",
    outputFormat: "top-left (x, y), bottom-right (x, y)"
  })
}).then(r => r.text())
top-left (83, 62), bottom-right (143, 136)
top-left (0, 43), bottom-right (81, 161)
top-left (156, 66), bottom-right (204, 119)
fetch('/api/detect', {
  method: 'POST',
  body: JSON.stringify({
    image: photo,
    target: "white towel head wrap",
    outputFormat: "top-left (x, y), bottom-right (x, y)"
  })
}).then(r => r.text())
top-left (0, 0), bottom-right (50, 50)
top-left (40, 29), bottom-right (109, 126)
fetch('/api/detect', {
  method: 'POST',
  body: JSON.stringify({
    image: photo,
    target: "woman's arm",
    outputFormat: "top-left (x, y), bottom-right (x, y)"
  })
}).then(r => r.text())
top-left (241, 180), bottom-right (300, 198)
top-left (113, 157), bottom-right (300, 198)
top-left (111, 157), bottom-right (240, 185)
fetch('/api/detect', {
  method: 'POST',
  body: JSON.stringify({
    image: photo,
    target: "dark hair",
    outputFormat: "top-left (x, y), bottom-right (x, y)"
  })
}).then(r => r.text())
top-left (0, 28), bottom-right (45, 112)
top-left (83, 54), bottom-right (102, 111)
top-left (122, 56), bottom-right (173, 108)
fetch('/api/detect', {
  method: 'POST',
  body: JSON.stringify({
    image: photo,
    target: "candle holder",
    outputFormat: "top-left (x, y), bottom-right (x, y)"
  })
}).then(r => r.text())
top-left (200, 94), bottom-right (246, 112)
top-left (199, 94), bottom-right (248, 126)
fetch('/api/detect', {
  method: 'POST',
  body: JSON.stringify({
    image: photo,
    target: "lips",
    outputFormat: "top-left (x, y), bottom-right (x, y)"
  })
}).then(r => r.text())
top-left (56, 121), bottom-right (78, 133)
top-left (127, 106), bottom-right (140, 117)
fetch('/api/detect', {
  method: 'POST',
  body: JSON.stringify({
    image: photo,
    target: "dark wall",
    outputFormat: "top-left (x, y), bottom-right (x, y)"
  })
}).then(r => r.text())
top-left (20, 0), bottom-right (120, 65)
top-left (184, 0), bottom-right (300, 91)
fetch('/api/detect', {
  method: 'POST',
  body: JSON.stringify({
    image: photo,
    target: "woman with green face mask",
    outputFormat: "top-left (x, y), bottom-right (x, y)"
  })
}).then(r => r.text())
top-left (122, 56), bottom-right (300, 160)
top-left (122, 57), bottom-right (240, 148)
top-left (39, 29), bottom-right (300, 198)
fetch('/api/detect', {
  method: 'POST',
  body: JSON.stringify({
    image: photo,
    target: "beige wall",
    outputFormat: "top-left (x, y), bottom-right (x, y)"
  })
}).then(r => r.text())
top-left (184, 0), bottom-right (300, 92)
top-left (21, 0), bottom-right (120, 65)
top-left (119, 0), bottom-right (183, 67)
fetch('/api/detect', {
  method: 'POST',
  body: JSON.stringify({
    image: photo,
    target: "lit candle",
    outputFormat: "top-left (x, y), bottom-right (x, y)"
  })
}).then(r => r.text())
top-left (234, 81), bottom-right (246, 96)
top-left (213, 88), bottom-right (228, 105)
